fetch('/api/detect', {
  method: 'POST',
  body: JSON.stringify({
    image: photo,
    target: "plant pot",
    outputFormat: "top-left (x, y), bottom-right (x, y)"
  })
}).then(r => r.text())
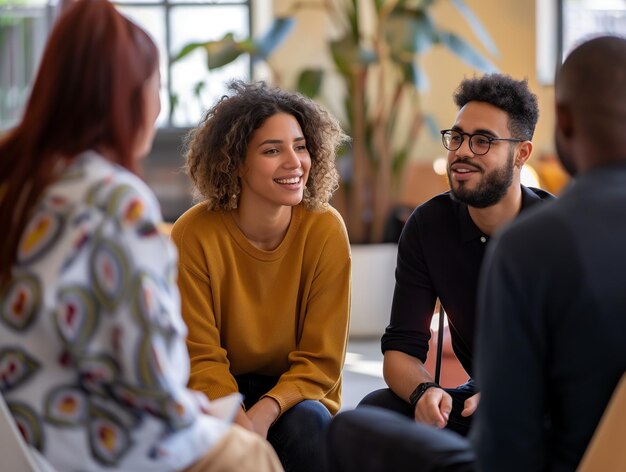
top-left (349, 243), bottom-right (397, 339)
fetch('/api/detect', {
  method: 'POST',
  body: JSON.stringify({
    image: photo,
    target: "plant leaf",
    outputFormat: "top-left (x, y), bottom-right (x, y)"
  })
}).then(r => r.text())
top-left (330, 34), bottom-right (376, 78)
top-left (392, 149), bottom-right (408, 176)
top-left (204, 33), bottom-right (245, 69)
top-left (438, 31), bottom-right (498, 73)
top-left (172, 42), bottom-right (207, 62)
top-left (417, 0), bottom-right (437, 7)
top-left (397, 59), bottom-right (429, 91)
top-left (348, 0), bottom-right (359, 40)
top-left (385, 7), bottom-right (437, 55)
top-left (450, 0), bottom-right (499, 57)
top-left (296, 69), bottom-right (324, 98)
top-left (423, 113), bottom-right (439, 140)
top-left (255, 16), bottom-right (296, 61)
top-left (168, 92), bottom-right (178, 123)
top-left (373, 0), bottom-right (385, 14)
top-left (193, 81), bottom-right (206, 98)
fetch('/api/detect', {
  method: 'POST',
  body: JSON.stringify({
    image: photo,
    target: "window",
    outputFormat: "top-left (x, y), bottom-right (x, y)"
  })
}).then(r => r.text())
top-left (0, 0), bottom-right (253, 131)
top-left (561, 0), bottom-right (626, 58)
top-left (114, 0), bottom-right (252, 128)
top-left (0, 1), bottom-right (56, 131)
top-left (536, 0), bottom-right (626, 85)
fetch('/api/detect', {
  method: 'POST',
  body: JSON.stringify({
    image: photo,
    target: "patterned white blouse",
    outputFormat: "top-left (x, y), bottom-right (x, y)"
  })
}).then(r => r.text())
top-left (0, 151), bottom-right (229, 471)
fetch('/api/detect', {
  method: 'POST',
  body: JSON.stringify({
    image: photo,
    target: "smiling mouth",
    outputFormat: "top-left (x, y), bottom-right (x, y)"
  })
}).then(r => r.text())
top-left (274, 177), bottom-right (302, 184)
top-left (453, 168), bottom-right (477, 174)
top-left (450, 160), bottom-right (482, 174)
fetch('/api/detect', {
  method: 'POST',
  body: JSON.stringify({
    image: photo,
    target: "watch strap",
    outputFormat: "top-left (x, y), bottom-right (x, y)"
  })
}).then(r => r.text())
top-left (409, 381), bottom-right (440, 407)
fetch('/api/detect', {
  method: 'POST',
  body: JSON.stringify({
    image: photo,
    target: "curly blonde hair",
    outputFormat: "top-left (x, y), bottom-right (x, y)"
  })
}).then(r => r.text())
top-left (184, 80), bottom-right (349, 211)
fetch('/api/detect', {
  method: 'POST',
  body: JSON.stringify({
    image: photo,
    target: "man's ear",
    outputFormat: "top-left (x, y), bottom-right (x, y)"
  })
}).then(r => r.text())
top-left (515, 140), bottom-right (533, 168)
top-left (555, 103), bottom-right (574, 138)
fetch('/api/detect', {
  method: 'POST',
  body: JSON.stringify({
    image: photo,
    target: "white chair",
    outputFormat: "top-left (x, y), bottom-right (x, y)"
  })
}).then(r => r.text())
top-left (0, 394), bottom-right (56, 472)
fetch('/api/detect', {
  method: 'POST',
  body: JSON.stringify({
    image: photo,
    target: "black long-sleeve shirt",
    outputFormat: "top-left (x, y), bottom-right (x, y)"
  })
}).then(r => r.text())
top-left (381, 186), bottom-right (554, 378)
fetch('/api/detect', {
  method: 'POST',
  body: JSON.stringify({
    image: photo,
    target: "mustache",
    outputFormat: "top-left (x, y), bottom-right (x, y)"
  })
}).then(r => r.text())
top-left (449, 158), bottom-right (482, 171)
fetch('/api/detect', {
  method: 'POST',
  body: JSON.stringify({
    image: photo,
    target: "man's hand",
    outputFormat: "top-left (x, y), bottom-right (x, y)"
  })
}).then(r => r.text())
top-left (461, 392), bottom-right (480, 417)
top-left (246, 397), bottom-right (281, 439)
top-left (414, 387), bottom-right (452, 429)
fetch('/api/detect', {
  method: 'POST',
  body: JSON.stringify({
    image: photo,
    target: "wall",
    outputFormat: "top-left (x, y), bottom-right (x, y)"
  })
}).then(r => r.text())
top-left (415, 0), bottom-right (556, 163)
top-left (144, 0), bottom-right (560, 222)
top-left (270, 0), bottom-right (556, 165)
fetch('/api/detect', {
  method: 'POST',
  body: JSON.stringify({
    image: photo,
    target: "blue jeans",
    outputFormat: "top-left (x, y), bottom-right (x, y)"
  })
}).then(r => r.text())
top-left (357, 380), bottom-right (476, 436)
top-left (236, 374), bottom-right (332, 472)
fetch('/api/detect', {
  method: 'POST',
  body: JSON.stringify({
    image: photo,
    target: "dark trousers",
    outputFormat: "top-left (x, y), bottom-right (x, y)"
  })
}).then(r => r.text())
top-left (357, 380), bottom-right (476, 436)
top-left (236, 374), bottom-right (331, 472)
top-left (327, 406), bottom-right (476, 472)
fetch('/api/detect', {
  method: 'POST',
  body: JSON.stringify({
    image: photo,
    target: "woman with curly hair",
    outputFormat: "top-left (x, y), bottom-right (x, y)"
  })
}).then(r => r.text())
top-left (171, 80), bottom-right (351, 472)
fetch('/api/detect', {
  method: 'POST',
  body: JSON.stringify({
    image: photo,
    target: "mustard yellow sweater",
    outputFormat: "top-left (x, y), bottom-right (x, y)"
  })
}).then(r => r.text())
top-left (171, 204), bottom-right (351, 416)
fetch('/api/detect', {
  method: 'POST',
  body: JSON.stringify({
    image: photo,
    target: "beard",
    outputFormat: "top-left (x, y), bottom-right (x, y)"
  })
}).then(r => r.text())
top-left (448, 148), bottom-right (515, 209)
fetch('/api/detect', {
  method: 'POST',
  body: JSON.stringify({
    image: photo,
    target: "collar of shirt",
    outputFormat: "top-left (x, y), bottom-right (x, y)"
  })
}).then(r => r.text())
top-left (458, 185), bottom-right (550, 245)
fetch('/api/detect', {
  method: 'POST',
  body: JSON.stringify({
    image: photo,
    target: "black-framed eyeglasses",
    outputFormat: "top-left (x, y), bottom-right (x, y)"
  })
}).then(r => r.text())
top-left (440, 129), bottom-right (523, 156)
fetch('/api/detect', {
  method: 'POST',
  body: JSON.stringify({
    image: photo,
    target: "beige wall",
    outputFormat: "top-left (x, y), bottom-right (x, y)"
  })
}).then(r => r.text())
top-left (270, 0), bottom-right (556, 165)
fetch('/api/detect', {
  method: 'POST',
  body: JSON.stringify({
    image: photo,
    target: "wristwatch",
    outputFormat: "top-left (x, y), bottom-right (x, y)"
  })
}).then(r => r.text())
top-left (409, 382), bottom-right (440, 407)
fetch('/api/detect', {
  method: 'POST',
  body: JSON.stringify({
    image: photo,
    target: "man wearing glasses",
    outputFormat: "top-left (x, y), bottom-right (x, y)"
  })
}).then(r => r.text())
top-left (358, 73), bottom-right (554, 437)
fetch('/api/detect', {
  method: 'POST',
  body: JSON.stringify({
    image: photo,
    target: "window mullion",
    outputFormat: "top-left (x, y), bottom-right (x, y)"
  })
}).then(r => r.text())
top-left (165, 0), bottom-right (173, 128)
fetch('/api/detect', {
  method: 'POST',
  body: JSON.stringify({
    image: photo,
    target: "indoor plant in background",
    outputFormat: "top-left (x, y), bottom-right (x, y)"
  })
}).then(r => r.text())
top-left (172, 0), bottom-right (498, 243)
top-left (172, 0), bottom-right (499, 337)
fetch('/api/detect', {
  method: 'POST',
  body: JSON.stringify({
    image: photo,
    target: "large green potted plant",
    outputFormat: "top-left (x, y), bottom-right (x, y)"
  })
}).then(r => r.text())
top-left (172, 0), bottom-right (498, 243)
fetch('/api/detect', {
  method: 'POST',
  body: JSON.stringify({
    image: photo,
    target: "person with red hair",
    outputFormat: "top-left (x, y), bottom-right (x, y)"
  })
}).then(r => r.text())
top-left (0, 1), bottom-right (281, 470)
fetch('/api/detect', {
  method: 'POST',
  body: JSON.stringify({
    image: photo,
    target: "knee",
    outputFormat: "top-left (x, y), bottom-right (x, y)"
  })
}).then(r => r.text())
top-left (358, 388), bottom-right (395, 408)
top-left (328, 410), bottom-right (357, 443)
top-left (331, 407), bottom-right (388, 438)
top-left (327, 410), bottom-right (381, 472)
top-left (279, 400), bottom-right (331, 435)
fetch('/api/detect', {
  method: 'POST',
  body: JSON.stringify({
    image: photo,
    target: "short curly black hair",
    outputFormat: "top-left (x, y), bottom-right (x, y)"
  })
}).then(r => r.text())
top-left (453, 74), bottom-right (539, 140)
top-left (184, 80), bottom-right (348, 211)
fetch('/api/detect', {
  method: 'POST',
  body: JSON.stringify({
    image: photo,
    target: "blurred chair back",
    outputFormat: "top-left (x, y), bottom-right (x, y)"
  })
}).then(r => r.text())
top-left (0, 394), bottom-right (56, 472)
top-left (577, 373), bottom-right (626, 472)
top-left (397, 162), bottom-right (449, 208)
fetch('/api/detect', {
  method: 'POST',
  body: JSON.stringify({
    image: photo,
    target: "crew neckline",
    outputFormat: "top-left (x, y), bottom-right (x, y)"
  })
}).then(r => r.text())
top-left (221, 205), bottom-right (303, 261)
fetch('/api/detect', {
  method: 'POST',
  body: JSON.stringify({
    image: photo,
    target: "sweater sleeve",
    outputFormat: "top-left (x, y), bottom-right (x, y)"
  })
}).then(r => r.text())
top-left (264, 212), bottom-right (351, 415)
top-left (171, 217), bottom-right (239, 401)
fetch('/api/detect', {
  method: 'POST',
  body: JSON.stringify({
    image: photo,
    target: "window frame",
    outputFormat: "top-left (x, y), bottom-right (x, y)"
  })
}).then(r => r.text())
top-left (537, 0), bottom-right (626, 85)
top-left (0, 2), bottom-right (57, 131)
top-left (0, 0), bottom-right (254, 131)
top-left (113, 0), bottom-right (253, 129)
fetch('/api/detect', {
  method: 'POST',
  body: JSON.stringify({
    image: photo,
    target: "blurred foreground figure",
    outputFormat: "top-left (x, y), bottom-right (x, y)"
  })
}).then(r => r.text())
top-left (473, 34), bottom-right (626, 471)
top-left (0, 1), bottom-right (281, 470)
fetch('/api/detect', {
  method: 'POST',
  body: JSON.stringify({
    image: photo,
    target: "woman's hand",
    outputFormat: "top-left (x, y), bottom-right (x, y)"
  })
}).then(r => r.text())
top-left (234, 407), bottom-right (255, 432)
top-left (246, 397), bottom-right (281, 439)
